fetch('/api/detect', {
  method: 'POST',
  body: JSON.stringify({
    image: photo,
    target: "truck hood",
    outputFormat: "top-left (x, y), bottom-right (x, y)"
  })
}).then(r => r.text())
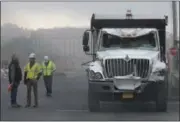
top-left (96, 49), bottom-right (159, 60)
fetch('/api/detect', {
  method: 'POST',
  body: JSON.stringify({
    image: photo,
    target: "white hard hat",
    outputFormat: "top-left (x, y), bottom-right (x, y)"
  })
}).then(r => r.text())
top-left (29, 53), bottom-right (36, 58)
top-left (44, 56), bottom-right (49, 60)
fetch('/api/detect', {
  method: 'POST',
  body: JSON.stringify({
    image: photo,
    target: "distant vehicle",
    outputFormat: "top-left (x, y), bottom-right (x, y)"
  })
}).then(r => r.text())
top-left (1, 60), bottom-right (8, 69)
top-left (1, 68), bottom-right (8, 79)
top-left (82, 11), bottom-right (169, 112)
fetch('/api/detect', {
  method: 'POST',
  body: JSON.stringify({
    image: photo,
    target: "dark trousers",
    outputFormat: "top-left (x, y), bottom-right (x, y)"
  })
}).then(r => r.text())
top-left (11, 83), bottom-right (19, 104)
top-left (44, 76), bottom-right (53, 94)
top-left (26, 80), bottom-right (38, 106)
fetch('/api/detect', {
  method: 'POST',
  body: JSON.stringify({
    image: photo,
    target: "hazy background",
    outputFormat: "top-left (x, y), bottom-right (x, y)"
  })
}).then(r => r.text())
top-left (1, 2), bottom-right (178, 73)
top-left (1, 2), bottom-right (175, 30)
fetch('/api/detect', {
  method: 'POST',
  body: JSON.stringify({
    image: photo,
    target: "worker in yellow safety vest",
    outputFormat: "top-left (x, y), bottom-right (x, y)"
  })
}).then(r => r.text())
top-left (42, 56), bottom-right (56, 97)
top-left (24, 53), bottom-right (42, 108)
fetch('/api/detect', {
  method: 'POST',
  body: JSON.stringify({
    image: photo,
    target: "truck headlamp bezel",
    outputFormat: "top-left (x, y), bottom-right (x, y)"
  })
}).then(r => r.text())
top-left (153, 69), bottom-right (166, 76)
top-left (94, 72), bottom-right (103, 79)
top-left (89, 70), bottom-right (103, 80)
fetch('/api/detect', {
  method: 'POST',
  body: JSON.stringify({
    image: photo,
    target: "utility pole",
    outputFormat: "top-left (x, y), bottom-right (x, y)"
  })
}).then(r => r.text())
top-left (178, 1), bottom-right (180, 71)
top-left (178, 1), bottom-right (180, 99)
top-left (179, 0), bottom-right (180, 72)
top-left (171, 1), bottom-right (179, 97)
top-left (179, 1), bottom-right (180, 44)
top-left (172, 1), bottom-right (178, 71)
top-left (172, 1), bottom-right (178, 46)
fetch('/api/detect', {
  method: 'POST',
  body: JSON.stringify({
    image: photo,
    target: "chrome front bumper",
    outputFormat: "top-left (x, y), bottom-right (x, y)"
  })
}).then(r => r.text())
top-left (89, 79), bottom-right (149, 93)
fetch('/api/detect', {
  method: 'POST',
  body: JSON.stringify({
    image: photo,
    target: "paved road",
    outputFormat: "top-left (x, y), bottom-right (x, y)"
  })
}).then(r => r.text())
top-left (1, 72), bottom-right (179, 121)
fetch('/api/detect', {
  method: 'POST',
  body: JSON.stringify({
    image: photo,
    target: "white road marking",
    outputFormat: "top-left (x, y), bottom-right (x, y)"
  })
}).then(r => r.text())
top-left (101, 101), bottom-right (179, 105)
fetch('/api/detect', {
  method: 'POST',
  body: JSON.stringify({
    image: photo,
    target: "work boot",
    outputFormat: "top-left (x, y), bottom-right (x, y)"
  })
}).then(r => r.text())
top-left (11, 103), bottom-right (21, 108)
top-left (15, 104), bottom-right (21, 107)
top-left (46, 93), bottom-right (51, 97)
top-left (48, 93), bottom-right (52, 97)
top-left (25, 104), bottom-right (30, 108)
top-left (33, 105), bottom-right (38, 108)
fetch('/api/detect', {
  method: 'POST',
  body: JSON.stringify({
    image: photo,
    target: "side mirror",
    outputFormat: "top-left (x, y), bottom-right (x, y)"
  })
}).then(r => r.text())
top-left (83, 45), bottom-right (89, 52)
top-left (160, 46), bottom-right (164, 51)
top-left (164, 15), bottom-right (168, 25)
top-left (160, 46), bottom-right (165, 61)
top-left (82, 31), bottom-right (90, 46)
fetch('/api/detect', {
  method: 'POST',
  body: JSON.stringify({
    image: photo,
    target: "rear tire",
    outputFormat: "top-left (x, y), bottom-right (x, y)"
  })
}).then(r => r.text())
top-left (88, 88), bottom-right (100, 112)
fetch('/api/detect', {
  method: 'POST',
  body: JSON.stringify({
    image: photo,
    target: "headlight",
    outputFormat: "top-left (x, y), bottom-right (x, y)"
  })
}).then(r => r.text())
top-left (95, 72), bottom-right (103, 79)
top-left (153, 69), bottom-right (165, 76)
top-left (89, 70), bottom-right (103, 80)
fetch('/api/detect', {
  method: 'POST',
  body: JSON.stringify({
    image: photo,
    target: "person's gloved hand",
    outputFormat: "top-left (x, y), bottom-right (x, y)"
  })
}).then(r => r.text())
top-left (8, 84), bottom-right (12, 92)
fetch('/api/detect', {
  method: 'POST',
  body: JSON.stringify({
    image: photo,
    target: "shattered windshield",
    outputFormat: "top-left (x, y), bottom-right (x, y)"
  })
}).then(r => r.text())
top-left (101, 32), bottom-right (156, 50)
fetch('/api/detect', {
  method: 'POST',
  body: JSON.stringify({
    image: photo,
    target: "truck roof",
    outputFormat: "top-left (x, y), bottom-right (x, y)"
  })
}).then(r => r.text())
top-left (94, 14), bottom-right (167, 20)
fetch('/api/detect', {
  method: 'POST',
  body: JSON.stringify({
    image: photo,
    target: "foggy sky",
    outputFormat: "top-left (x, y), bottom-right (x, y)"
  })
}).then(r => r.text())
top-left (1, 2), bottom-right (179, 33)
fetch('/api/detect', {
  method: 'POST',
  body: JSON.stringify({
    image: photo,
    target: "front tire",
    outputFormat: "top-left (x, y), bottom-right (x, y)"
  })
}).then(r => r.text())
top-left (88, 88), bottom-right (100, 112)
top-left (155, 82), bottom-right (168, 112)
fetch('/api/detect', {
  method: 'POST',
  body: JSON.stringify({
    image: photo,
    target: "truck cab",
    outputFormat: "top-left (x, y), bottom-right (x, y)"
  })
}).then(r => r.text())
top-left (82, 11), bottom-right (168, 112)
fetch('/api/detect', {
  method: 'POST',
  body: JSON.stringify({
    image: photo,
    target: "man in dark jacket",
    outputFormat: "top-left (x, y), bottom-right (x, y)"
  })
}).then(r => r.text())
top-left (8, 54), bottom-right (22, 108)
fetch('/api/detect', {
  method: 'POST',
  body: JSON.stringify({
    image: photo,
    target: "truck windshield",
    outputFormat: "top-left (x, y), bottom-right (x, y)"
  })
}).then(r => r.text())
top-left (101, 32), bottom-right (156, 50)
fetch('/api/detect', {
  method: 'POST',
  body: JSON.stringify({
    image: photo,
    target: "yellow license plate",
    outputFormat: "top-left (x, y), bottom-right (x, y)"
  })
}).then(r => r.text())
top-left (122, 93), bottom-right (134, 99)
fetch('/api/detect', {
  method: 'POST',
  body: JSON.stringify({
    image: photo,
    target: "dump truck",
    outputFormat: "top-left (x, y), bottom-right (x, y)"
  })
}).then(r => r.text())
top-left (82, 11), bottom-right (169, 112)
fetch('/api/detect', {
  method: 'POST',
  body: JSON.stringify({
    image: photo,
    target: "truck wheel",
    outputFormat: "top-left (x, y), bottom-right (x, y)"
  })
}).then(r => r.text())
top-left (155, 82), bottom-right (168, 112)
top-left (88, 89), bottom-right (100, 112)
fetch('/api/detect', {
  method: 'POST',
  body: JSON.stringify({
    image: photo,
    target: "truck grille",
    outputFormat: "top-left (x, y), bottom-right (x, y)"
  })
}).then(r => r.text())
top-left (104, 59), bottom-right (150, 78)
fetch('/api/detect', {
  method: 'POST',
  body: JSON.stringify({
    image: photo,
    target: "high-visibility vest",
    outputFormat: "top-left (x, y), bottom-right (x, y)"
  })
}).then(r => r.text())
top-left (24, 62), bottom-right (42, 80)
top-left (42, 61), bottom-right (55, 76)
